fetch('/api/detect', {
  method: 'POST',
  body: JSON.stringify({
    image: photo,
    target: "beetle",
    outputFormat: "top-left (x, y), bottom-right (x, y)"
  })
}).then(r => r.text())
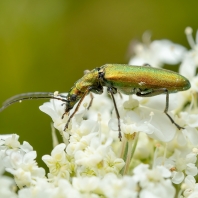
top-left (0, 64), bottom-right (191, 140)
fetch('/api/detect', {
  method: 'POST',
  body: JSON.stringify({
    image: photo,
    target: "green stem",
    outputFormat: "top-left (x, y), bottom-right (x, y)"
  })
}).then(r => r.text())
top-left (120, 140), bottom-right (128, 175)
top-left (123, 132), bottom-right (139, 175)
top-left (130, 132), bottom-right (139, 160)
top-left (119, 138), bottom-right (127, 159)
top-left (123, 141), bottom-right (132, 175)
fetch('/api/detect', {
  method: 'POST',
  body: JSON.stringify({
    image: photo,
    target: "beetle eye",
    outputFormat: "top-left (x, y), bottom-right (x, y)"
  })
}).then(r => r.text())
top-left (70, 94), bottom-right (77, 101)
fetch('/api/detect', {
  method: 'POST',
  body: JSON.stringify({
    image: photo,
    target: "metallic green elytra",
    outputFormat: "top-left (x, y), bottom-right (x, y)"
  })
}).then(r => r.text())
top-left (100, 64), bottom-right (190, 94)
top-left (0, 64), bottom-right (191, 141)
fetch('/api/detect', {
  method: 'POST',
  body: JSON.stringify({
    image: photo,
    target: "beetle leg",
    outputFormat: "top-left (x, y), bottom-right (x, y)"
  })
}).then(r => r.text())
top-left (87, 93), bottom-right (94, 110)
top-left (118, 91), bottom-right (123, 99)
top-left (142, 63), bottom-right (151, 67)
top-left (136, 88), bottom-right (184, 130)
top-left (136, 88), bottom-right (164, 97)
top-left (64, 89), bottom-right (89, 131)
top-left (107, 87), bottom-right (122, 141)
top-left (86, 85), bottom-right (103, 110)
top-left (163, 89), bottom-right (184, 130)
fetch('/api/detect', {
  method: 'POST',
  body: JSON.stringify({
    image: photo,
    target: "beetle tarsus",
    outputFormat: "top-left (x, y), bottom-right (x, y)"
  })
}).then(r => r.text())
top-left (164, 112), bottom-right (184, 130)
top-left (163, 89), bottom-right (184, 130)
top-left (61, 112), bottom-right (66, 119)
top-left (118, 132), bottom-right (122, 141)
top-left (64, 122), bottom-right (69, 131)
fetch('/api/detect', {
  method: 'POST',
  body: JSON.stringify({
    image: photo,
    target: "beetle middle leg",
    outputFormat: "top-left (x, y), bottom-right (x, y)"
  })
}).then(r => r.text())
top-left (107, 87), bottom-right (122, 141)
top-left (136, 88), bottom-right (184, 130)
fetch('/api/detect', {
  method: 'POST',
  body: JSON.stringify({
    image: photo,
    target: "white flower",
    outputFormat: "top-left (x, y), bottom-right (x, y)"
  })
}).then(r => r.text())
top-left (176, 112), bottom-right (198, 146)
top-left (0, 176), bottom-right (17, 198)
top-left (129, 37), bottom-right (186, 67)
top-left (0, 149), bottom-right (17, 198)
top-left (84, 88), bottom-right (113, 122)
top-left (102, 149), bottom-right (125, 175)
top-left (39, 95), bottom-right (70, 134)
top-left (72, 176), bottom-right (100, 195)
top-left (183, 175), bottom-right (198, 198)
top-left (190, 76), bottom-right (198, 94)
top-left (101, 173), bottom-right (138, 198)
top-left (0, 135), bottom-right (45, 188)
top-left (0, 134), bottom-right (13, 141)
top-left (9, 168), bottom-right (32, 189)
top-left (42, 143), bottom-right (70, 179)
top-left (18, 178), bottom-right (54, 198)
top-left (134, 133), bottom-right (152, 160)
top-left (6, 151), bottom-right (45, 188)
top-left (109, 96), bottom-right (177, 142)
top-left (53, 179), bottom-right (81, 198)
top-left (19, 178), bottom-right (81, 198)
top-left (0, 151), bottom-right (6, 175)
top-left (20, 141), bottom-right (33, 154)
top-left (157, 149), bottom-right (198, 184)
top-left (75, 136), bottom-right (112, 168)
top-left (179, 27), bottom-right (198, 79)
top-left (133, 164), bottom-right (175, 198)
top-left (66, 131), bottom-right (98, 156)
top-left (39, 94), bottom-right (88, 138)
top-left (0, 134), bottom-right (20, 155)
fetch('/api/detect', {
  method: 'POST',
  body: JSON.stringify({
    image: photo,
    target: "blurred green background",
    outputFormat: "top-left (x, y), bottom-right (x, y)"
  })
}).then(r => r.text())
top-left (0, 0), bottom-right (197, 168)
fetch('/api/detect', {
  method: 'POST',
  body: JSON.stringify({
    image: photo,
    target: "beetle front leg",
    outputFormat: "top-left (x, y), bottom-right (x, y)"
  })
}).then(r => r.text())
top-left (64, 85), bottom-right (103, 131)
top-left (64, 89), bottom-right (89, 131)
top-left (136, 88), bottom-right (184, 130)
top-left (107, 87), bottom-right (122, 141)
top-left (87, 93), bottom-right (94, 110)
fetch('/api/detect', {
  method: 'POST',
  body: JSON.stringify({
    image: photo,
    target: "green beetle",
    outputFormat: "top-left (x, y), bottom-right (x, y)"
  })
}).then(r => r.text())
top-left (0, 64), bottom-right (191, 140)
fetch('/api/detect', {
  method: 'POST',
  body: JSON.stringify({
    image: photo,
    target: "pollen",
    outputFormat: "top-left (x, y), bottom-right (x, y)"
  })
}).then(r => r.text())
top-left (138, 81), bottom-right (146, 86)
top-left (54, 91), bottom-right (59, 96)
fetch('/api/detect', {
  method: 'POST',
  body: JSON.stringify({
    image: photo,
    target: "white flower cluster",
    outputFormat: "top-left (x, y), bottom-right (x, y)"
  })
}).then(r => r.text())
top-left (0, 135), bottom-right (174, 198)
top-left (1, 27), bottom-right (198, 197)
top-left (0, 134), bottom-right (45, 197)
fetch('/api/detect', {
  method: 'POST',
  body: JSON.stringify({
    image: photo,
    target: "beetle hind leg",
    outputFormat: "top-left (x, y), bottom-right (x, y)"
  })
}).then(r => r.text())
top-left (163, 89), bottom-right (184, 130)
top-left (164, 112), bottom-right (184, 130)
top-left (136, 88), bottom-right (184, 130)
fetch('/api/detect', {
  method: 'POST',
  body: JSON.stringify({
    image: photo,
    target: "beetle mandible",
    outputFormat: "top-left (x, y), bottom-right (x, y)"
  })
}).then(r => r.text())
top-left (0, 64), bottom-right (191, 140)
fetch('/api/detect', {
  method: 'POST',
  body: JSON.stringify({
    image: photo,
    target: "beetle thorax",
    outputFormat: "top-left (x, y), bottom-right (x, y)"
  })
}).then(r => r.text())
top-left (75, 68), bottom-right (99, 92)
top-left (66, 68), bottom-right (99, 112)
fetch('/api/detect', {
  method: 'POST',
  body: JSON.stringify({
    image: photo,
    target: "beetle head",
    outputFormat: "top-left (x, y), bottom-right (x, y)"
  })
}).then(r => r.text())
top-left (65, 94), bottom-right (77, 113)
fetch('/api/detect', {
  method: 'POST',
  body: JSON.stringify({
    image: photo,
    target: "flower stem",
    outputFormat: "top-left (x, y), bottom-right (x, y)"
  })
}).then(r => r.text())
top-left (123, 132), bottom-right (139, 175)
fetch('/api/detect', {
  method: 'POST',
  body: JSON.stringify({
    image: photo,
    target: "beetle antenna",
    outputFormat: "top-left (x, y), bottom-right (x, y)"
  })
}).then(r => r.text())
top-left (0, 92), bottom-right (68, 112)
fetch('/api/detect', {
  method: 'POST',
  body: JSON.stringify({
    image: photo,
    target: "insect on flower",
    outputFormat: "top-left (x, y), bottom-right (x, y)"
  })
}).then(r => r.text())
top-left (0, 64), bottom-right (191, 141)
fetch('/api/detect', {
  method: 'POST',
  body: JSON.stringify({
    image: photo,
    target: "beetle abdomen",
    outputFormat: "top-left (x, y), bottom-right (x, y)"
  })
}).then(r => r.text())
top-left (101, 64), bottom-right (191, 93)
